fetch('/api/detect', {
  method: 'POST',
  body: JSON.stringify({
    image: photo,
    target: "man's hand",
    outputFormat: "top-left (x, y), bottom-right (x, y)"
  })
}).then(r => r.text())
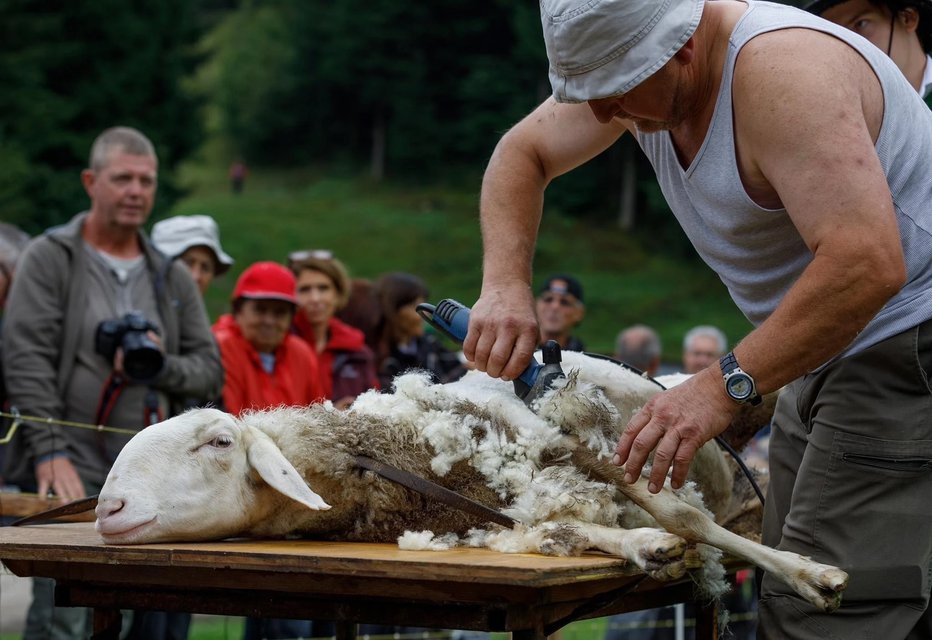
top-left (36, 456), bottom-right (86, 501)
top-left (613, 367), bottom-right (740, 493)
top-left (463, 281), bottom-right (539, 381)
top-left (113, 330), bottom-right (163, 377)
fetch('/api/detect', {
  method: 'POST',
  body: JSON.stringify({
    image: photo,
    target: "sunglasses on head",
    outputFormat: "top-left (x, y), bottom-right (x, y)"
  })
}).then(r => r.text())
top-left (288, 249), bottom-right (334, 263)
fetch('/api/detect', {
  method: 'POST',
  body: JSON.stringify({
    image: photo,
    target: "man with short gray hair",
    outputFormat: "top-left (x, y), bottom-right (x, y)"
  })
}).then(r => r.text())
top-left (3, 125), bottom-right (222, 639)
top-left (682, 325), bottom-right (727, 374)
top-left (463, 0), bottom-right (932, 635)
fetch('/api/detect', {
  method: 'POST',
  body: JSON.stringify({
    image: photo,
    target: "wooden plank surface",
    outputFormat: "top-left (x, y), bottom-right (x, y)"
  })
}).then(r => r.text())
top-left (0, 522), bottom-right (733, 637)
top-left (0, 522), bottom-right (643, 587)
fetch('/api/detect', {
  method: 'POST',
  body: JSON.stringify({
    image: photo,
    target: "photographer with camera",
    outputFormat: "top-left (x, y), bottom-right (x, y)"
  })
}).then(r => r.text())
top-left (1, 126), bottom-right (223, 640)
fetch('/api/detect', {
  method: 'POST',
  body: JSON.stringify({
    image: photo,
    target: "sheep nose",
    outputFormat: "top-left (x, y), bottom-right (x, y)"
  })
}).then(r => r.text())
top-left (94, 496), bottom-right (125, 520)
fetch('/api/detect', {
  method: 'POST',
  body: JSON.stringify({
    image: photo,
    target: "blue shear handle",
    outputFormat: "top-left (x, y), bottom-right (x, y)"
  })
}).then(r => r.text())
top-left (429, 299), bottom-right (471, 342)
top-left (417, 299), bottom-right (542, 399)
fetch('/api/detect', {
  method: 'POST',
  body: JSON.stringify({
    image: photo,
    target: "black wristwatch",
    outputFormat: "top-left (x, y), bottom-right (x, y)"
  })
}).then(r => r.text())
top-left (720, 352), bottom-right (762, 406)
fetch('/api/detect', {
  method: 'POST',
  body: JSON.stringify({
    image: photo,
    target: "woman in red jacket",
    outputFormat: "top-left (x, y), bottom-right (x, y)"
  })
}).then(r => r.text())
top-left (288, 250), bottom-right (379, 408)
top-left (212, 261), bottom-right (324, 415)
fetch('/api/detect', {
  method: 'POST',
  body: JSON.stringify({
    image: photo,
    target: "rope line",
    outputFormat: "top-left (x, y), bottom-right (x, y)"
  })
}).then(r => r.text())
top-left (0, 409), bottom-right (138, 444)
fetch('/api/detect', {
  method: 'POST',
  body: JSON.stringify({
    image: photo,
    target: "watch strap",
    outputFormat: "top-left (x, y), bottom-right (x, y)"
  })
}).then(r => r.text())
top-left (719, 351), bottom-right (740, 376)
top-left (719, 351), bottom-right (762, 406)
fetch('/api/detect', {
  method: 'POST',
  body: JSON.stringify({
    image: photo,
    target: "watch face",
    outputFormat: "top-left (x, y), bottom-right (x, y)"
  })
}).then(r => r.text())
top-left (726, 374), bottom-right (753, 400)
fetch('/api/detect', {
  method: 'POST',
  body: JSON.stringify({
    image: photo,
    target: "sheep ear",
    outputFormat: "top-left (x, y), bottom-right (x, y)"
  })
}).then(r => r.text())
top-left (245, 430), bottom-right (331, 511)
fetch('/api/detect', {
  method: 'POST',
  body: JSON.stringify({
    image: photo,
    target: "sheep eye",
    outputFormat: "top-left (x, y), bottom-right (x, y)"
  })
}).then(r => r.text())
top-left (209, 435), bottom-right (233, 449)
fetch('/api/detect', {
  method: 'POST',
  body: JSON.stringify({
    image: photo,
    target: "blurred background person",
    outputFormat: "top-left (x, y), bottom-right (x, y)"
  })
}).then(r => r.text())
top-left (0, 223), bottom-right (31, 402)
top-left (213, 260), bottom-right (325, 640)
top-left (681, 325), bottom-right (728, 374)
top-left (2, 126), bottom-right (222, 640)
top-left (228, 159), bottom-right (248, 194)
top-left (370, 272), bottom-right (466, 391)
top-left (807, 0), bottom-right (932, 101)
top-left (535, 273), bottom-right (586, 351)
top-left (288, 249), bottom-right (379, 408)
top-left (212, 261), bottom-right (324, 416)
top-left (614, 324), bottom-right (662, 377)
top-left (336, 277), bottom-right (380, 339)
top-left (0, 222), bottom-right (31, 486)
top-left (151, 214), bottom-right (234, 296)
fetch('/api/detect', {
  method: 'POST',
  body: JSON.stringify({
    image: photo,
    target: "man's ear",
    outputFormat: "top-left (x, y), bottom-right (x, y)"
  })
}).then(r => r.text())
top-left (673, 37), bottom-right (696, 65)
top-left (900, 8), bottom-right (919, 34)
top-left (80, 169), bottom-right (96, 198)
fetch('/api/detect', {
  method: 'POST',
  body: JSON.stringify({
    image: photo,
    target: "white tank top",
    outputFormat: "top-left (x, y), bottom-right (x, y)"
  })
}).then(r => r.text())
top-left (635, 0), bottom-right (932, 359)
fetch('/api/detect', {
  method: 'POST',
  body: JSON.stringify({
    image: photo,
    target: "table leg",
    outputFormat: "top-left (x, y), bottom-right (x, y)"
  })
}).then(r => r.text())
top-left (696, 599), bottom-right (719, 640)
top-left (512, 623), bottom-right (548, 640)
top-left (334, 620), bottom-right (357, 640)
top-left (90, 608), bottom-right (122, 640)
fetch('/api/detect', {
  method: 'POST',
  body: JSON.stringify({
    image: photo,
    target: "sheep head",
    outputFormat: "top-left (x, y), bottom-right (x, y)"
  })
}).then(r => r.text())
top-left (95, 408), bottom-right (330, 544)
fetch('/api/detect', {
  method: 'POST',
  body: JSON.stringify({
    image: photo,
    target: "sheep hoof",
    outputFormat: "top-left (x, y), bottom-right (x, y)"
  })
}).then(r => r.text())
top-left (683, 545), bottom-right (703, 570)
top-left (797, 565), bottom-right (849, 612)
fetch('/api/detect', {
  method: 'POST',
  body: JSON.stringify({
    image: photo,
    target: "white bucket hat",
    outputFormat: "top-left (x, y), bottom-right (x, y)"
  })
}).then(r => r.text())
top-left (150, 215), bottom-right (234, 275)
top-left (541, 0), bottom-right (706, 103)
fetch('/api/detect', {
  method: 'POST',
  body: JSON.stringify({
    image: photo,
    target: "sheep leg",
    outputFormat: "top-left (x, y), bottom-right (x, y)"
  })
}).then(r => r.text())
top-left (573, 450), bottom-right (849, 612)
top-left (481, 522), bottom-right (690, 581)
top-left (569, 522), bottom-right (691, 581)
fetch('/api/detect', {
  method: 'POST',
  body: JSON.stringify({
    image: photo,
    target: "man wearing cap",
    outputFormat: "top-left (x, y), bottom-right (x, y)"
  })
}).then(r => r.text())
top-left (807, 0), bottom-right (932, 104)
top-left (463, 0), bottom-right (932, 635)
top-left (212, 261), bottom-right (325, 416)
top-left (151, 214), bottom-right (235, 296)
top-left (536, 274), bottom-right (586, 351)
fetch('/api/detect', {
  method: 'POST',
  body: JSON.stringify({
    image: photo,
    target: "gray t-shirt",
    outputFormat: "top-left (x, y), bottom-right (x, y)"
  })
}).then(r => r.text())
top-left (63, 244), bottom-right (168, 479)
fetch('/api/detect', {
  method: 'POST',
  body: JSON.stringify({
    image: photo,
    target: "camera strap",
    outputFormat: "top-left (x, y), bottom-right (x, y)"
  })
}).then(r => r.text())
top-left (94, 372), bottom-right (126, 428)
top-left (143, 389), bottom-right (162, 427)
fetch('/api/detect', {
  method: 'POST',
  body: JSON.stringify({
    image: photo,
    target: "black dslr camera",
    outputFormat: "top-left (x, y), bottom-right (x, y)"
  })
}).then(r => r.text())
top-left (95, 311), bottom-right (165, 380)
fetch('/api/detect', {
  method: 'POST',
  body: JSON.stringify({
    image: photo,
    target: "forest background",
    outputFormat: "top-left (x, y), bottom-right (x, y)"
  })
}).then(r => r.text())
top-left (0, 0), bottom-right (809, 359)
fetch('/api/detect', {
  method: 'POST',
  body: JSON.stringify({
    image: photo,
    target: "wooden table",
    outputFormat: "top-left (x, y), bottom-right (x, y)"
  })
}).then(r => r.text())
top-left (0, 522), bottom-right (728, 639)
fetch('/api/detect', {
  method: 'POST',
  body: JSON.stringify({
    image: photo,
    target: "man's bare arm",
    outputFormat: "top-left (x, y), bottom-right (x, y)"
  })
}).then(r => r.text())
top-left (466, 97), bottom-right (627, 378)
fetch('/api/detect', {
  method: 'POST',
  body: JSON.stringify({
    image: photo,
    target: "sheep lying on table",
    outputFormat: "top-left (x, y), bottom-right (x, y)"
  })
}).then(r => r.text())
top-left (95, 351), bottom-right (848, 611)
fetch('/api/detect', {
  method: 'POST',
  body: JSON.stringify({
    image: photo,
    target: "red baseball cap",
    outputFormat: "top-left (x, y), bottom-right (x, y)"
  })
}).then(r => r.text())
top-left (231, 261), bottom-right (297, 304)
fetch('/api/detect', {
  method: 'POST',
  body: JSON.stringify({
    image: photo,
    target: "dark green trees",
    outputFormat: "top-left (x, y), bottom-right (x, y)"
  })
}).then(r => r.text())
top-left (0, 0), bottom-right (204, 232)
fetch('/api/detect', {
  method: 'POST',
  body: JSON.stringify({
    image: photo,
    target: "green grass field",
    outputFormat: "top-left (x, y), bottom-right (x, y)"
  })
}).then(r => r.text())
top-left (177, 618), bottom-right (611, 640)
top-left (164, 164), bottom-right (751, 362)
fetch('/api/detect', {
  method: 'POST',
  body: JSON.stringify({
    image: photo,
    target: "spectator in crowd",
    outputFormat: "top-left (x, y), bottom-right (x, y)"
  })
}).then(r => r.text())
top-left (212, 261), bottom-right (325, 417)
top-left (0, 223), bottom-right (30, 408)
top-left (806, 0), bottom-right (932, 102)
top-left (371, 272), bottom-right (466, 391)
top-left (336, 277), bottom-right (380, 339)
top-left (0, 223), bottom-right (31, 486)
top-left (151, 214), bottom-right (234, 296)
top-left (287, 249), bottom-right (379, 408)
top-left (0, 222), bottom-right (30, 312)
top-left (1, 126), bottom-right (223, 640)
top-left (614, 324), bottom-right (662, 376)
top-left (681, 325), bottom-right (728, 374)
top-left (228, 159), bottom-right (248, 194)
top-left (213, 262), bottom-right (325, 640)
top-left (535, 273), bottom-right (586, 351)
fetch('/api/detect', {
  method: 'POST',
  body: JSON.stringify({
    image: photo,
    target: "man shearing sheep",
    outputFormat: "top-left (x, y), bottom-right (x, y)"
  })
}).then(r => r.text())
top-left (463, 1), bottom-right (932, 636)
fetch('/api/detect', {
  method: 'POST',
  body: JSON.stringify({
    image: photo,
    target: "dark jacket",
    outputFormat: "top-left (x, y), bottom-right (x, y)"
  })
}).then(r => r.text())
top-left (1, 213), bottom-right (223, 488)
top-left (378, 333), bottom-right (466, 392)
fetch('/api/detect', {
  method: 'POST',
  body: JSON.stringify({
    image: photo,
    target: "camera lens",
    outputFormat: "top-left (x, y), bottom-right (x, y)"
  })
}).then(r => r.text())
top-left (121, 330), bottom-right (165, 380)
